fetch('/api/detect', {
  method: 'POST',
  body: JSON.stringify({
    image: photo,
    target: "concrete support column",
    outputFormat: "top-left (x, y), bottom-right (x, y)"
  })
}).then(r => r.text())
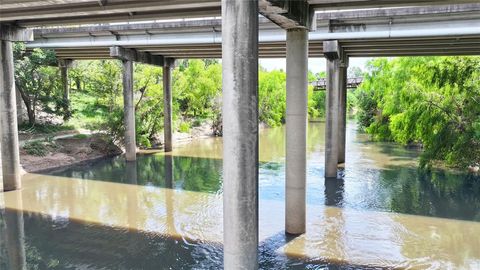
top-left (222, 0), bottom-right (259, 268)
top-left (337, 64), bottom-right (347, 164)
top-left (163, 60), bottom-right (173, 152)
top-left (60, 61), bottom-right (70, 120)
top-left (16, 89), bottom-right (23, 125)
top-left (285, 29), bottom-right (308, 235)
top-left (325, 58), bottom-right (340, 178)
top-left (122, 60), bottom-right (136, 161)
top-left (0, 40), bottom-right (21, 191)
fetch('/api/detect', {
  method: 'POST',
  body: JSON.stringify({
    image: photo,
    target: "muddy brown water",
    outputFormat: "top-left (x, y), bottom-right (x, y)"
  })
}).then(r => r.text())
top-left (1, 122), bottom-right (479, 269)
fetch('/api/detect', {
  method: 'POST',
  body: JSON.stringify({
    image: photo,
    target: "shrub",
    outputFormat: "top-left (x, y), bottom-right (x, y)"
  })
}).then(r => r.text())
top-left (23, 141), bottom-right (49, 156)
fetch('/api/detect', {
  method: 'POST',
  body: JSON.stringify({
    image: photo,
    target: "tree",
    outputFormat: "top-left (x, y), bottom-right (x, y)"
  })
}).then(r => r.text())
top-left (13, 43), bottom-right (62, 125)
top-left (356, 56), bottom-right (480, 169)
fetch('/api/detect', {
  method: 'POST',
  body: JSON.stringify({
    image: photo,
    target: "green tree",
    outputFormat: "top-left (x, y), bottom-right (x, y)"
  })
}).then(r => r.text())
top-left (14, 43), bottom-right (61, 124)
top-left (356, 57), bottom-right (480, 169)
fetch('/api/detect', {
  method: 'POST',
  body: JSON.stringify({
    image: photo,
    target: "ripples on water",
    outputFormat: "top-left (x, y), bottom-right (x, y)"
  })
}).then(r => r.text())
top-left (1, 122), bottom-right (479, 269)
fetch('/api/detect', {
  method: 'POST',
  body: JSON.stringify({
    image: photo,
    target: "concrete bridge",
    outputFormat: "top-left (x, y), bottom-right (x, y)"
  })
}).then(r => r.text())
top-left (1, 1), bottom-right (480, 269)
top-left (312, 77), bottom-right (363, 91)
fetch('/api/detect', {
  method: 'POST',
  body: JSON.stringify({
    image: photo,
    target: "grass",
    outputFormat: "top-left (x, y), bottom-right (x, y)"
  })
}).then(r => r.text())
top-left (73, 134), bottom-right (89, 139)
top-left (67, 92), bottom-right (111, 130)
top-left (19, 123), bottom-right (74, 134)
top-left (23, 141), bottom-right (49, 156)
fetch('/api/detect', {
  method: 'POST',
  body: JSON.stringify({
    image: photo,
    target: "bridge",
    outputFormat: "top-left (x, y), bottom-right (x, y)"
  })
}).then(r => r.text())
top-left (312, 77), bottom-right (363, 91)
top-left (1, 1), bottom-right (480, 269)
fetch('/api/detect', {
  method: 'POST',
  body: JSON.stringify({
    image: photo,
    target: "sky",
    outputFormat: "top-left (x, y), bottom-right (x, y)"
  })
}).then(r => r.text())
top-left (259, 57), bottom-right (371, 73)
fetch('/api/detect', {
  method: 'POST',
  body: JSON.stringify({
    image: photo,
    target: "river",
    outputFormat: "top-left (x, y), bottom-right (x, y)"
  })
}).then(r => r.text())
top-left (1, 121), bottom-right (479, 269)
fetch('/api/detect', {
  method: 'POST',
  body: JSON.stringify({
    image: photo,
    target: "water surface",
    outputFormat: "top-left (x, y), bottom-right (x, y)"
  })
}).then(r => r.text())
top-left (1, 122), bottom-right (479, 269)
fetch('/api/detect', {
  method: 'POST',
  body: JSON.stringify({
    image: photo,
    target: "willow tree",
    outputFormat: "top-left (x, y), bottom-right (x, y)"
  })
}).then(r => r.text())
top-left (356, 56), bottom-right (480, 169)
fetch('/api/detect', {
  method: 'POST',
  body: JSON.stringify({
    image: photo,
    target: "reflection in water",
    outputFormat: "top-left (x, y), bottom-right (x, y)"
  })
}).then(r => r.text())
top-left (1, 121), bottom-right (480, 269)
top-left (324, 178), bottom-right (345, 207)
top-left (0, 193), bottom-right (26, 270)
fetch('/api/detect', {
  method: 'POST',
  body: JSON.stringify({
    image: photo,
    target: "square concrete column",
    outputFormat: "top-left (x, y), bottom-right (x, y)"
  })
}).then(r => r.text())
top-left (285, 29), bottom-right (308, 235)
top-left (163, 59), bottom-right (174, 152)
top-left (325, 58), bottom-right (340, 178)
top-left (337, 63), bottom-right (348, 164)
top-left (222, 0), bottom-right (259, 269)
top-left (122, 60), bottom-right (136, 161)
top-left (0, 40), bottom-right (21, 191)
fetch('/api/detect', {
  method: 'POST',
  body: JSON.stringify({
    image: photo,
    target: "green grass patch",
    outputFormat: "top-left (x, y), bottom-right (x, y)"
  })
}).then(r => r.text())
top-left (19, 123), bottom-right (74, 134)
top-left (23, 141), bottom-right (49, 156)
top-left (73, 134), bottom-right (89, 139)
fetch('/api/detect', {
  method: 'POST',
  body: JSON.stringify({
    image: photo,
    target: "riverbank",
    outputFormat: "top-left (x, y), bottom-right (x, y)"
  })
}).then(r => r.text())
top-left (20, 135), bottom-right (122, 173)
top-left (19, 121), bottom-right (216, 173)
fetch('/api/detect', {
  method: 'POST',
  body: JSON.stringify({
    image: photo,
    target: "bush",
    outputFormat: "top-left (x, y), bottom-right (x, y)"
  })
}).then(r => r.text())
top-left (178, 121), bottom-right (191, 133)
top-left (23, 141), bottom-right (49, 156)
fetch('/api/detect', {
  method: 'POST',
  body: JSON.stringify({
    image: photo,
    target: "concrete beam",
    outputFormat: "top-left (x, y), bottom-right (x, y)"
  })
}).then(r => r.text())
top-left (222, 0), bottom-right (259, 268)
top-left (316, 3), bottom-right (480, 20)
top-left (259, 0), bottom-right (314, 30)
top-left (58, 59), bottom-right (74, 68)
top-left (110, 46), bottom-right (164, 66)
top-left (285, 29), bottom-right (308, 235)
top-left (0, 25), bottom-right (33, 42)
top-left (323, 40), bottom-right (341, 60)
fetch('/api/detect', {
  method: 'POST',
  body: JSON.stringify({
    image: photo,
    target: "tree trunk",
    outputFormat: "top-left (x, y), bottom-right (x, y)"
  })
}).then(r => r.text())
top-left (15, 83), bottom-right (35, 125)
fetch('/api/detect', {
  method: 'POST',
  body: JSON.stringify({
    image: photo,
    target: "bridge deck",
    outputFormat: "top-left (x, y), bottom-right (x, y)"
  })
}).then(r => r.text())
top-left (25, 3), bottom-right (480, 59)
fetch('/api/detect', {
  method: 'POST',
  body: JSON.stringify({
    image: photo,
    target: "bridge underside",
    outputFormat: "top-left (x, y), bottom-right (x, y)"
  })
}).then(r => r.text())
top-left (48, 36), bottom-right (480, 59)
top-left (2, 1), bottom-right (480, 269)
top-left (24, 3), bottom-right (480, 59)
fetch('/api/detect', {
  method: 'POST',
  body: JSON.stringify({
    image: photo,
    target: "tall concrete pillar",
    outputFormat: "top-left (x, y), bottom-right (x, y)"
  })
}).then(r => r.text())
top-left (15, 89), bottom-right (22, 125)
top-left (285, 29), bottom-right (308, 235)
top-left (163, 59), bottom-right (173, 152)
top-left (0, 40), bottom-right (21, 191)
top-left (222, 0), bottom-right (259, 268)
top-left (325, 58), bottom-right (340, 178)
top-left (59, 60), bottom-right (71, 121)
top-left (122, 60), bottom-right (136, 161)
top-left (337, 63), bottom-right (348, 164)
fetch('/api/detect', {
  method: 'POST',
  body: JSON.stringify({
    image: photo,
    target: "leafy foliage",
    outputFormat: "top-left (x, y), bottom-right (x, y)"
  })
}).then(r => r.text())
top-left (356, 57), bottom-right (480, 168)
top-left (14, 43), bottom-right (63, 124)
top-left (23, 141), bottom-right (49, 156)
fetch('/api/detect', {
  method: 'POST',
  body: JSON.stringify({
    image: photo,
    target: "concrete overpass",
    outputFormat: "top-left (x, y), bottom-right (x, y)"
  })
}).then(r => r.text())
top-left (24, 4), bottom-right (480, 59)
top-left (1, 1), bottom-right (480, 269)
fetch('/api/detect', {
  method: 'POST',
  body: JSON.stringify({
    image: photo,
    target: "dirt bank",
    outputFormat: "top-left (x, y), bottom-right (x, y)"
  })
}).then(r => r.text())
top-left (21, 135), bottom-right (122, 173)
